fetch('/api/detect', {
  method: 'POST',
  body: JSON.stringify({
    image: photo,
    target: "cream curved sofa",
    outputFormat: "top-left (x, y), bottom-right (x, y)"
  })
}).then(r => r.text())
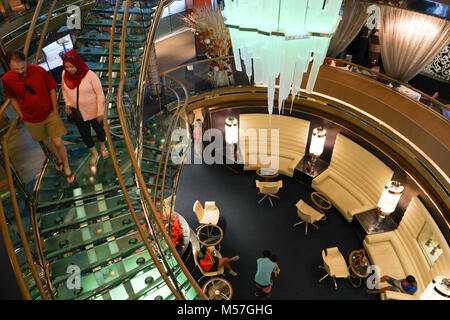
top-left (311, 134), bottom-right (394, 222)
top-left (239, 114), bottom-right (310, 178)
top-left (364, 196), bottom-right (450, 300)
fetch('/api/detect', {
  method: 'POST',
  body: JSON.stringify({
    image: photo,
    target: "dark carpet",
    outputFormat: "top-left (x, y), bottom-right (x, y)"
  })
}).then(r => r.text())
top-left (175, 163), bottom-right (379, 300)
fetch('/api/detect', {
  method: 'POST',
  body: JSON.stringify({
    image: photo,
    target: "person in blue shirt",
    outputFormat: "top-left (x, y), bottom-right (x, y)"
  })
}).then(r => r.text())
top-left (367, 275), bottom-right (418, 295)
top-left (254, 250), bottom-right (277, 299)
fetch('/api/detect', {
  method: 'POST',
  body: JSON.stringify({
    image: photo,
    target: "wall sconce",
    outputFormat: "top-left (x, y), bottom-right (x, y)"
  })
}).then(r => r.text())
top-left (376, 181), bottom-right (404, 222)
top-left (309, 127), bottom-right (327, 168)
top-left (186, 64), bottom-right (194, 72)
top-left (225, 117), bottom-right (239, 145)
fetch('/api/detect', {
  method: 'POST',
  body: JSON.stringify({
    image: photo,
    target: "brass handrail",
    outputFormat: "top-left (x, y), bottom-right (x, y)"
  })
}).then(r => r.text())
top-left (2, 118), bottom-right (48, 300)
top-left (0, 190), bottom-right (32, 299)
top-left (2, 0), bottom-right (49, 300)
top-left (160, 55), bottom-right (234, 76)
top-left (33, 0), bottom-right (57, 66)
top-left (0, 0), bottom-right (61, 300)
top-left (161, 55), bottom-right (450, 116)
top-left (103, 0), bottom-right (183, 300)
top-left (329, 58), bottom-right (450, 113)
top-left (117, 0), bottom-right (207, 300)
top-left (152, 75), bottom-right (187, 211)
top-left (1, 0), bottom-right (94, 44)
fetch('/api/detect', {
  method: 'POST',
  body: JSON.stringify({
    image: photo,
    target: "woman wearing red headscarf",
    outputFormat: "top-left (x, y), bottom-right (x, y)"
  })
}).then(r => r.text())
top-left (61, 50), bottom-right (109, 168)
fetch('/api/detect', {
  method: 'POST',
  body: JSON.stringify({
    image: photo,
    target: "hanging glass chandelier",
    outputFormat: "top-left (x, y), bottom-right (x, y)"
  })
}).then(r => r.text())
top-left (222, 0), bottom-right (343, 116)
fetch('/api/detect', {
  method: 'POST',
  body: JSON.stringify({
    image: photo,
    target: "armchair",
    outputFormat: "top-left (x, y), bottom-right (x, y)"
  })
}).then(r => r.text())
top-left (256, 180), bottom-right (283, 207)
top-left (193, 200), bottom-right (220, 227)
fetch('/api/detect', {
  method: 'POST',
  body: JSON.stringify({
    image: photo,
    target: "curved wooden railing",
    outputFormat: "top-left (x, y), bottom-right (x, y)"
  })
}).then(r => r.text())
top-left (0, 0), bottom-right (49, 300)
top-left (102, 0), bottom-right (183, 300)
top-left (115, 0), bottom-right (207, 300)
top-left (328, 58), bottom-right (450, 115)
top-left (160, 56), bottom-right (449, 233)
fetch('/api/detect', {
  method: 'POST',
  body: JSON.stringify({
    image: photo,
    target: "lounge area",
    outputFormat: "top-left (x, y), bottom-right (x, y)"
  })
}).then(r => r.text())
top-left (177, 111), bottom-right (449, 300)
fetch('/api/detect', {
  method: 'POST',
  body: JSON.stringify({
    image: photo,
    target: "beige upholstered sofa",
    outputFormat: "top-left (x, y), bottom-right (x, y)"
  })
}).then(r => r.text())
top-left (364, 196), bottom-right (450, 300)
top-left (311, 134), bottom-right (394, 222)
top-left (239, 114), bottom-right (310, 178)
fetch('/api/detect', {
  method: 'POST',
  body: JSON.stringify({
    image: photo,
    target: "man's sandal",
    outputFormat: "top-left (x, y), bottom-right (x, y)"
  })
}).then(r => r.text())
top-left (55, 160), bottom-right (64, 172)
top-left (66, 173), bottom-right (75, 185)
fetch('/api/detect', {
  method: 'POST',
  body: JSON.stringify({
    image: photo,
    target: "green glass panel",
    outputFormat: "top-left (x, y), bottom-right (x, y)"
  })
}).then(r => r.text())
top-left (49, 231), bottom-right (145, 285)
top-left (43, 213), bottom-right (144, 261)
top-left (39, 193), bottom-right (140, 235)
top-left (85, 19), bottom-right (152, 29)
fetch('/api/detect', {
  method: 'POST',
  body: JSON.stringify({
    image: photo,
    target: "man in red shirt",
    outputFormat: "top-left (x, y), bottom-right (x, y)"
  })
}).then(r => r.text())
top-left (2, 50), bottom-right (74, 184)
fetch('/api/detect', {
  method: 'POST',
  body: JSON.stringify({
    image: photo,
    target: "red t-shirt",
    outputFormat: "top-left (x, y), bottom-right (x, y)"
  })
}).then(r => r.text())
top-left (199, 253), bottom-right (214, 272)
top-left (2, 65), bottom-right (58, 123)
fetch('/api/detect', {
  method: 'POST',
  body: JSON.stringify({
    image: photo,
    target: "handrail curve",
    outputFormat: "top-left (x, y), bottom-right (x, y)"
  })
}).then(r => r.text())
top-left (117, 0), bottom-right (207, 300)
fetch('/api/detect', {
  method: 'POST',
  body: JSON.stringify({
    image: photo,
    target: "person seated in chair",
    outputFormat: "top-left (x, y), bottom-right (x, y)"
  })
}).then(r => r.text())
top-left (197, 245), bottom-right (239, 276)
top-left (367, 275), bottom-right (417, 295)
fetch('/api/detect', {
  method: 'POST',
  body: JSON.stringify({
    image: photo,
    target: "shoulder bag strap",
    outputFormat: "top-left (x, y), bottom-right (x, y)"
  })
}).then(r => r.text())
top-left (76, 85), bottom-right (79, 110)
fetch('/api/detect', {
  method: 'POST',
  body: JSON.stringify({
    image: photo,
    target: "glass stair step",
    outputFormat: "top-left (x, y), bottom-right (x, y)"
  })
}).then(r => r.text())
top-left (85, 19), bottom-right (152, 29)
top-left (39, 193), bottom-right (140, 236)
top-left (146, 176), bottom-right (174, 189)
top-left (141, 162), bottom-right (177, 177)
top-left (77, 46), bottom-right (143, 58)
top-left (48, 231), bottom-right (146, 285)
top-left (55, 249), bottom-right (158, 300)
top-left (96, 255), bottom-right (179, 300)
top-left (43, 212), bottom-right (145, 261)
top-left (77, 32), bottom-right (146, 43)
top-left (90, 6), bottom-right (156, 15)
top-left (100, 77), bottom-right (138, 89)
top-left (86, 62), bottom-right (140, 73)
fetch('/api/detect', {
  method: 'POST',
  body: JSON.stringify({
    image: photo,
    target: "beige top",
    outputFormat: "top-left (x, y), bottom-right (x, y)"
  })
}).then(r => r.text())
top-left (61, 70), bottom-right (105, 121)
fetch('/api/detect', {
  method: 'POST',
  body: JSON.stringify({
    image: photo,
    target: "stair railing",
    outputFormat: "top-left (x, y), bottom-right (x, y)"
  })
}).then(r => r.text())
top-left (102, 0), bottom-right (184, 300)
top-left (116, 0), bottom-right (208, 300)
top-left (0, 0), bottom-right (50, 300)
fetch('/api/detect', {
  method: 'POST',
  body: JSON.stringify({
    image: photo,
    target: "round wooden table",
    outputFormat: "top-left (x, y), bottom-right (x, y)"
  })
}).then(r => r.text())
top-left (196, 224), bottom-right (223, 248)
top-left (311, 191), bottom-right (332, 211)
top-left (348, 249), bottom-right (370, 288)
top-left (202, 277), bottom-right (233, 300)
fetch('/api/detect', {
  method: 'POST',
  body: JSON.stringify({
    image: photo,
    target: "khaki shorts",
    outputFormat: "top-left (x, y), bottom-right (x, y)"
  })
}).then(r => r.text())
top-left (23, 110), bottom-right (67, 142)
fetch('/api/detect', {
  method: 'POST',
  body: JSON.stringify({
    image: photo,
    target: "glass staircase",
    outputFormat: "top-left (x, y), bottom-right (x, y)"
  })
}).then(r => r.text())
top-left (1, 0), bottom-right (201, 300)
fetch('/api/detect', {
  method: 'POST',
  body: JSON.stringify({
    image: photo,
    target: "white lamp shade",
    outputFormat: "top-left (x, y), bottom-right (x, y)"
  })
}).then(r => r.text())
top-left (377, 181), bottom-right (404, 214)
top-left (225, 117), bottom-right (239, 144)
top-left (309, 127), bottom-right (327, 156)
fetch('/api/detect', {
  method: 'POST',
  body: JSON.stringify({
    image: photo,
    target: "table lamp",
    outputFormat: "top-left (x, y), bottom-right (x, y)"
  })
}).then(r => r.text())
top-left (225, 117), bottom-right (238, 144)
top-left (308, 127), bottom-right (327, 169)
top-left (225, 117), bottom-right (239, 162)
top-left (376, 181), bottom-right (404, 222)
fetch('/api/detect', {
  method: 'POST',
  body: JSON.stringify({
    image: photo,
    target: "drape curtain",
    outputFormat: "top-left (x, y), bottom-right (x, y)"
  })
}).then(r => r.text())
top-left (378, 5), bottom-right (450, 82)
top-left (327, 0), bottom-right (369, 58)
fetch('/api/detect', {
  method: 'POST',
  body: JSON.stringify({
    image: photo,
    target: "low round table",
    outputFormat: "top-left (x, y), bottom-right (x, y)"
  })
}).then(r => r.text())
top-left (348, 249), bottom-right (370, 288)
top-left (202, 277), bottom-right (233, 300)
top-left (256, 168), bottom-right (279, 181)
top-left (311, 192), bottom-right (332, 211)
top-left (196, 224), bottom-right (223, 248)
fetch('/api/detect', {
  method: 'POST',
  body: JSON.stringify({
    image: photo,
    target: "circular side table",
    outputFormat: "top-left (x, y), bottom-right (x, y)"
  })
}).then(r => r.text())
top-left (202, 277), bottom-right (233, 300)
top-left (196, 224), bottom-right (223, 248)
top-left (348, 249), bottom-right (370, 288)
top-left (311, 192), bottom-right (332, 211)
top-left (256, 168), bottom-right (279, 181)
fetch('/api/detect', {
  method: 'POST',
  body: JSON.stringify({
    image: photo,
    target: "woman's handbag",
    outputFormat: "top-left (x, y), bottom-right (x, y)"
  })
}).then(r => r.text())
top-left (67, 86), bottom-right (83, 123)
